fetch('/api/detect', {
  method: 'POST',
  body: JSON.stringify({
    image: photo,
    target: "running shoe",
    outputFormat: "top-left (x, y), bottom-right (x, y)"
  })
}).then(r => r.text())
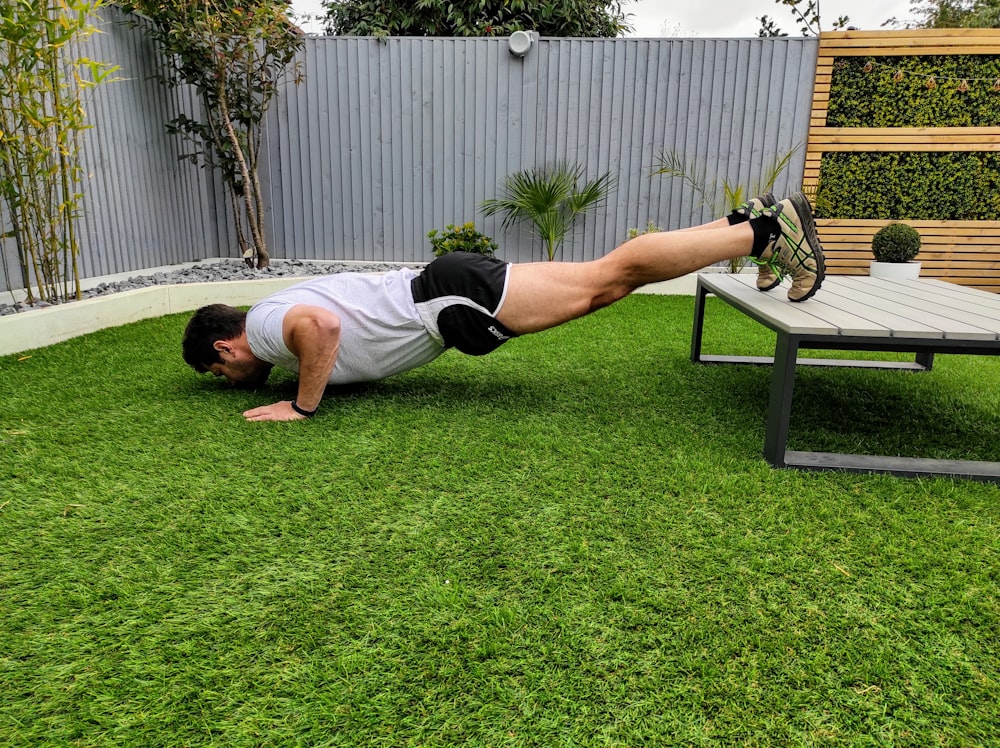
top-left (759, 192), bottom-right (825, 302)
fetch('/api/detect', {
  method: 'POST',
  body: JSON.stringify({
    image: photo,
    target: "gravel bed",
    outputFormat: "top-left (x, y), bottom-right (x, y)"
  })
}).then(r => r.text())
top-left (0, 259), bottom-right (411, 316)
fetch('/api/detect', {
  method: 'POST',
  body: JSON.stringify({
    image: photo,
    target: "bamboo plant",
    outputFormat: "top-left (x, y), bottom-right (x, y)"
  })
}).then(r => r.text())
top-left (0, 0), bottom-right (118, 304)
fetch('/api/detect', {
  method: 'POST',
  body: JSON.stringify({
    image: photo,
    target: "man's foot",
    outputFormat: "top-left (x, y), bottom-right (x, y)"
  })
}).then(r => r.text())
top-left (755, 263), bottom-right (781, 292)
top-left (760, 192), bottom-right (825, 302)
top-left (735, 193), bottom-right (781, 291)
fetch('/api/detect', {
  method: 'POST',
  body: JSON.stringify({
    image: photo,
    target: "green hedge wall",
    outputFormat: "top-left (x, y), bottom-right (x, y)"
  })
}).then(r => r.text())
top-left (828, 55), bottom-right (1000, 127)
top-left (818, 54), bottom-right (1000, 220)
top-left (816, 152), bottom-right (1000, 219)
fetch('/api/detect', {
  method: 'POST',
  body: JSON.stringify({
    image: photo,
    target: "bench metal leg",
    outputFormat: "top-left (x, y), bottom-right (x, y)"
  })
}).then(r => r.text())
top-left (760, 338), bottom-right (1000, 482)
top-left (784, 451), bottom-right (1000, 482)
top-left (763, 333), bottom-right (799, 468)
top-left (690, 281), bottom-right (709, 364)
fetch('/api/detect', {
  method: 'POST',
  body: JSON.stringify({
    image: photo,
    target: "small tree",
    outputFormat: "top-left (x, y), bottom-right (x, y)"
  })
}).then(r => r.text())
top-left (757, 0), bottom-right (850, 36)
top-left (322, 0), bottom-right (631, 37)
top-left (121, 0), bottom-right (303, 269)
top-left (481, 161), bottom-right (615, 261)
top-left (0, 0), bottom-right (118, 303)
top-left (908, 0), bottom-right (1000, 28)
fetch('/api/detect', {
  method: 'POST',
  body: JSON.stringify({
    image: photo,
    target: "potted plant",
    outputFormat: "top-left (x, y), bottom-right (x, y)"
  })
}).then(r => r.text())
top-left (870, 222), bottom-right (922, 279)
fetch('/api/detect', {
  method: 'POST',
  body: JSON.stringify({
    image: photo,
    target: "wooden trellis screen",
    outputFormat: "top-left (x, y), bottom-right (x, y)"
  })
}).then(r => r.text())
top-left (806, 29), bottom-right (1000, 292)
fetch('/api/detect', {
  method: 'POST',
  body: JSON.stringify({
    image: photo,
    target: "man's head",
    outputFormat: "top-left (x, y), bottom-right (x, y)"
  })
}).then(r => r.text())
top-left (183, 304), bottom-right (272, 387)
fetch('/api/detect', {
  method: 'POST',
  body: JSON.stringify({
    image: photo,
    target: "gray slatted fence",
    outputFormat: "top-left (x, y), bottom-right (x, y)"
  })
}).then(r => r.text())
top-left (263, 34), bottom-right (817, 264)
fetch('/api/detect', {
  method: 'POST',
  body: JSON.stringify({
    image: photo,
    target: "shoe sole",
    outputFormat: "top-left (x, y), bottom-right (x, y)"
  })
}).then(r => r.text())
top-left (785, 192), bottom-right (825, 302)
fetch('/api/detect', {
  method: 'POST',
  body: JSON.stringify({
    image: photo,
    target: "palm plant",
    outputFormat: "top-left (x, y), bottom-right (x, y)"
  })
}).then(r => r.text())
top-left (652, 146), bottom-right (800, 272)
top-left (481, 161), bottom-right (615, 261)
top-left (653, 146), bottom-right (800, 217)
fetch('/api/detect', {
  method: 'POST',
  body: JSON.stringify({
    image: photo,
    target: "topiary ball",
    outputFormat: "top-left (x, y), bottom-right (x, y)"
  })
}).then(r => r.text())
top-left (871, 222), bottom-right (921, 263)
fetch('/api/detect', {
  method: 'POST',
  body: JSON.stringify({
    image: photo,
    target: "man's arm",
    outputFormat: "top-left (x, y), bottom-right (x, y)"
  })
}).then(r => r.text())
top-left (243, 304), bottom-right (341, 422)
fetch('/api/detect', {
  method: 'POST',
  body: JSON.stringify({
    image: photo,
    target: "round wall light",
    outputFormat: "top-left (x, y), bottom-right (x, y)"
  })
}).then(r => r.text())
top-left (508, 30), bottom-right (533, 57)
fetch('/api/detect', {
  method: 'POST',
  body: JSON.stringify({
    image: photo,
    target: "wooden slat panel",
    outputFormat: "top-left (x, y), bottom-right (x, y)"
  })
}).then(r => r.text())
top-left (826, 247), bottom-right (1000, 256)
top-left (822, 126), bottom-right (1000, 137)
top-left (810, 127), bottom-right (1000, 151)
top-left (827, 247), bottom-right (1000, 254)
top-left (820, 28), bottom-right (1000, 42)
top-left (823, 238), bottom-right (1000, 247)
top-left (815, 218), bottom-right (1000, 290)
top-left (819, 218), bottom-right (1000, 230)
top-left (819, 29), bottom-right (1000, 56)
top-left (814, 128), bottom-right (1000, 143)
top-left (808, 35), bottom-right (1000, 291)
top-left (824, 44), bottom-right (1000, 56)
top-left (827, 257), bottom-right (1000, 268)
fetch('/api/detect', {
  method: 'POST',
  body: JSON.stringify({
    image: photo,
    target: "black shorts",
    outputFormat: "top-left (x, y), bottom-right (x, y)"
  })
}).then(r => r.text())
top-left (410, 252), bottom-right (519, 356)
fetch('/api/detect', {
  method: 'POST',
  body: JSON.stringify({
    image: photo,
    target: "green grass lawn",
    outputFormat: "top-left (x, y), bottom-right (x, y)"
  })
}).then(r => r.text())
top-left (1, 294), bottom-right (998, 746)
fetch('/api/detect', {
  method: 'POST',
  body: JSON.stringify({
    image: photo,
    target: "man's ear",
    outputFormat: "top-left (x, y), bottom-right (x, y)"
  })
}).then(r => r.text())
top-left (213, 339), bottom-right (233, 356)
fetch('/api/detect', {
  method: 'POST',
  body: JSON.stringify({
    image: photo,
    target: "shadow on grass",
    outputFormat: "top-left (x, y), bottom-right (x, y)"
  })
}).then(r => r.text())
top-left (175, 317), bottom-right (1000, 467)
top-left (689, 295), bottom-right (1000, 463)
top-left (676, 355), bottom-right (1000, 463)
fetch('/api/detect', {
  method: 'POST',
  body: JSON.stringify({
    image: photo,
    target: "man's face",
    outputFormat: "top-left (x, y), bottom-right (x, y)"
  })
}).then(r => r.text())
top-left (208, 344), bottom-right (272, 388)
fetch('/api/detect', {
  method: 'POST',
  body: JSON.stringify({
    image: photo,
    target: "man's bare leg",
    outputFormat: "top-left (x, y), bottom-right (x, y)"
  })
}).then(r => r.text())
top-left (497, 221), bottom-right (754, 334)
top-left (676, 218), bottom-right (729, 232)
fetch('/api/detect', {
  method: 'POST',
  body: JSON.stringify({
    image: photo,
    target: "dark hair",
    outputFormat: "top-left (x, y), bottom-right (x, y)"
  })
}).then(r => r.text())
top-left (182, 304), bottom-right (248, 372)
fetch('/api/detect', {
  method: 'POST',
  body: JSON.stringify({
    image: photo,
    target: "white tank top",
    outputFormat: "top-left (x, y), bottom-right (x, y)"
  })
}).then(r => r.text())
top-left (245, 269), bottom-right (445, 384)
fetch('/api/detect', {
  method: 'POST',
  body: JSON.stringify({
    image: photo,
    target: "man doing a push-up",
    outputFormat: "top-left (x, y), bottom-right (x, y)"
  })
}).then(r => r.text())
top-left (182, 192), bottom-right (824, 422)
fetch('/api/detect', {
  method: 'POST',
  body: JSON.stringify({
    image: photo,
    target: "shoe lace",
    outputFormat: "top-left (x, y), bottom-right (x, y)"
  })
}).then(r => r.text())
top-left (748, 202), bottom-right (794, 280)
top-left (749, 243), bottom-right (784, 280)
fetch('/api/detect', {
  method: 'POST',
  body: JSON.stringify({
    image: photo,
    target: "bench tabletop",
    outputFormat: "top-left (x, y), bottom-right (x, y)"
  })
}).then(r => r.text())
top-left (697, 273), bottom-right (1000, 341)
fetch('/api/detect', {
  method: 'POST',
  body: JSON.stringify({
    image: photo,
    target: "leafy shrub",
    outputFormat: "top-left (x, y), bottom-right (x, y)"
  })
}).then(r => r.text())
top-left (828, 55), bottom-right (1000, 129)
top-left (427, 223), bottom-right (498, 258)
top-left (871, 222), bottom-right (921, 263)
top-left (627, 221), bottom-right (662, 239)
top-left (815, 152), bottom-right (1000, 220)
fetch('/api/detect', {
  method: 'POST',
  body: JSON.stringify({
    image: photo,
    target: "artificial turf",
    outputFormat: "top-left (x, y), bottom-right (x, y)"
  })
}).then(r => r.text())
top-left (1, 294), bottom-right (997, 746)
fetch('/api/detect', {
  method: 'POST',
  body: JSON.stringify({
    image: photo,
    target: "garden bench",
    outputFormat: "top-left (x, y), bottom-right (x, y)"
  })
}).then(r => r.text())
top-left (690, 273), bottom-right (1000, 482)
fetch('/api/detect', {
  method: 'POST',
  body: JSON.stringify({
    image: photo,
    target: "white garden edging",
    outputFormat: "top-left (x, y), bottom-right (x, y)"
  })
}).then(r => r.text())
top-left (0, 278), bottom-right (304, 357)
top-left (0, 268), bottom-right (705, 358)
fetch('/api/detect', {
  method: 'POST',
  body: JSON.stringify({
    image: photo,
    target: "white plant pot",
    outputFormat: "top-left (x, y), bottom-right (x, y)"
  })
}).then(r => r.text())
top-left (870, 260), bottom-right (921, 280)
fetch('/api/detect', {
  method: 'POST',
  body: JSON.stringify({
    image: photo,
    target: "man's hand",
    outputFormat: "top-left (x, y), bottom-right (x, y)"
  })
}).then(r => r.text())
top-left (243, 400), bottom-right (307, 422)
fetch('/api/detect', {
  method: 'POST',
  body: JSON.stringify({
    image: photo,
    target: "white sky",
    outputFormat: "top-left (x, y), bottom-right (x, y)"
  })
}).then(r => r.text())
top-left (290, 0), bottom-right (917, 36)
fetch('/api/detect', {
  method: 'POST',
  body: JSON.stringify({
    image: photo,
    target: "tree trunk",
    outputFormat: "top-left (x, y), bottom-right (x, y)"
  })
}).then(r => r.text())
top-left (218, 84), bottom-right (269, 269)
